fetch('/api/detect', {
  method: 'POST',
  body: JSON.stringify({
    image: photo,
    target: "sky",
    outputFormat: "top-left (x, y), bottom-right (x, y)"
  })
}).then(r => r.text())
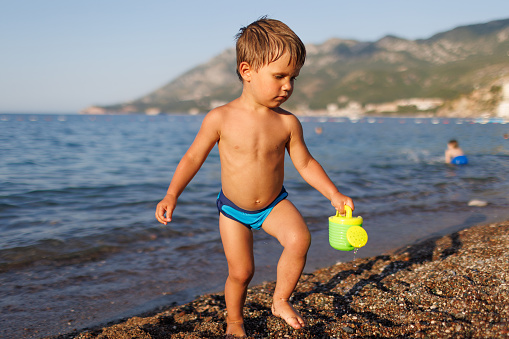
top-left (1, 0), bottom-right (508, 113)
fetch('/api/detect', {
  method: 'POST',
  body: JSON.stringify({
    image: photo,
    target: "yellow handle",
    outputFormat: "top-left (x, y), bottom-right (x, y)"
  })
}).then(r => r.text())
top-left (336, 205), bottom-right (352, 218)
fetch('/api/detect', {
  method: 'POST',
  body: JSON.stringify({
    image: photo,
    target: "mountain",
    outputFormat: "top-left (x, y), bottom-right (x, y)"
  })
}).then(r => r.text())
top-left (86, 18), bottom-right (509, 117)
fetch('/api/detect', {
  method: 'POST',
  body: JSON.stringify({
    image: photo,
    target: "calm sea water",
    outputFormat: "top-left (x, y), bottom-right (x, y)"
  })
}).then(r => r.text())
top-left (1, 114), bottom-right (509, 338)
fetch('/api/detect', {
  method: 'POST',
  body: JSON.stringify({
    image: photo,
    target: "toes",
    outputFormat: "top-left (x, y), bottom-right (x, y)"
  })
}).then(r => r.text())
top-left (288, 317), bottom-right (302, 329)
top-left (272, 302), bottom-right (306, 329)
top-left (289, 315), bottom-right (306, 329)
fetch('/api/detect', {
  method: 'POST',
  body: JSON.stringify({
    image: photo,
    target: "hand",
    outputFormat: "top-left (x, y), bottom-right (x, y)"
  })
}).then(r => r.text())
top-left (330, 191), bottom-right (354, 215)
top-left (155, 194), bottom-right (177, 225)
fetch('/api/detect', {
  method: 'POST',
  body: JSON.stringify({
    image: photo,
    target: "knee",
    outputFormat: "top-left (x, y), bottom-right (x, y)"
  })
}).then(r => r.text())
top-left (285, 230), bottom-right (311, 255)
top-left (228, 266), bottom-right (254, 285)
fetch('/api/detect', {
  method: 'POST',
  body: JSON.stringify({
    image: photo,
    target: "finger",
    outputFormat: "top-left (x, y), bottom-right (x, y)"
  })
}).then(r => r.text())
top-left (155, 212), bottom-right (166, 225)
top-left (163, 205), bottom-right (173, 223)
top-left (165, 209), bottom-right (172, 223)
top-left (155, 205), bottom-right (169, 225)
top-left (331, 201), bottom-right (344, 215)
top-left (334, 203), bottom-right (344, 215)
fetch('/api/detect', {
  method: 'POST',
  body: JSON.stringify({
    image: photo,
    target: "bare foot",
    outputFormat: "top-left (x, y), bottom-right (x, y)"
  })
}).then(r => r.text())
top-left (271, 298), bottom-right (305, 329)
top-left (225, 319), bottom-right (246, 338)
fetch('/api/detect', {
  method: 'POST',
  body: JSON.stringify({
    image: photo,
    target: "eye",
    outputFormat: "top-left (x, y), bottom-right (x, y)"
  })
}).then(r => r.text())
top-left (291, 76), bottom-right (298, 81)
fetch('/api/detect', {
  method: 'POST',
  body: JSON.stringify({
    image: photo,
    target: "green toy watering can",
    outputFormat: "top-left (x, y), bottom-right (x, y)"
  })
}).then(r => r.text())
top-left (329, 205), bottom-right (367, 251)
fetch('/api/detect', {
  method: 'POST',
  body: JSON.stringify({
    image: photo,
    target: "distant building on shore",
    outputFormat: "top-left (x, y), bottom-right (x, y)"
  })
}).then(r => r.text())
top-left (365, 98), bottom-right (443, 114)
top-left (80, 106), bottom-right (106, 115)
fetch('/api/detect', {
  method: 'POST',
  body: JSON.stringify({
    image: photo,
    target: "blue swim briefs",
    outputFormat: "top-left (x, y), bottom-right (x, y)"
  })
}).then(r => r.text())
top-left (216, 187), bottom-right (288, 230)
top-left (451, 155), bottom-right (468, 165)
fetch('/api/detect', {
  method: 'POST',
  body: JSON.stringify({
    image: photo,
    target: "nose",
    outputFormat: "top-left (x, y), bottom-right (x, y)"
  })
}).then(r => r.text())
top-left (282, 79), bottom-right (293, 92)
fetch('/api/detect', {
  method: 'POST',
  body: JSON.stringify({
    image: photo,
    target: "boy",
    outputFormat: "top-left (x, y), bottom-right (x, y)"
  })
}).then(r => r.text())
top-left (445, 139), bottom-right (468, 165)
top-left (155, 18), bottom-right (354, 337)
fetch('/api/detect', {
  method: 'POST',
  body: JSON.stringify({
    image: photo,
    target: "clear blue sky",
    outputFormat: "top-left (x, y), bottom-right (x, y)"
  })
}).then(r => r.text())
top-left (1, 0), bottom-right (507, 113)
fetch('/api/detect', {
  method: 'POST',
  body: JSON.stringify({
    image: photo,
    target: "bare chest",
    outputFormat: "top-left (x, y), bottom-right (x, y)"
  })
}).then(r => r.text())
top-left (220, 121), bottom-right (289, 156)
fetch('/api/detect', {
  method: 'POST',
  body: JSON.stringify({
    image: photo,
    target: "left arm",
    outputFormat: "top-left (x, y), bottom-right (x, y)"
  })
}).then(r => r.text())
top-left (444, 150), bottom-right (452, 163)
top-left (286, 116), bottom-right (353, 213)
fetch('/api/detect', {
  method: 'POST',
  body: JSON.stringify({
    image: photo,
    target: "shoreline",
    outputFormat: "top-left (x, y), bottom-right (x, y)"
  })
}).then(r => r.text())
top-left (49, 220), bottom-right (509, 338)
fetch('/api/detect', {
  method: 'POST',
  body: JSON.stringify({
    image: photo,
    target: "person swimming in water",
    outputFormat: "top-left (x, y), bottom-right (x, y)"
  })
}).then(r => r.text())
top-left (445, 139), bottom-right (468, 165)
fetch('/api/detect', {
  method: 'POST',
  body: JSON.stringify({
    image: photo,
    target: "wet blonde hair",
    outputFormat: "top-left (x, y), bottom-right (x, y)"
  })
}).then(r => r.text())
top-left (235, 17), bottom-right (306, 81)
top-left (448, 139), bottom-right (459, 148)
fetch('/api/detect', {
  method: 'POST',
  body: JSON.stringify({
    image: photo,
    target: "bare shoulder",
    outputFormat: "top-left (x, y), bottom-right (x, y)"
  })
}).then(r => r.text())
top-left (201, 103), bottom-right (233, 130)
top-left (277, 108), bottom-right (303, 135)
top-left (206, 100), bottom-right (241, 122)
top-left (204, 105), bottom-right (225, 122)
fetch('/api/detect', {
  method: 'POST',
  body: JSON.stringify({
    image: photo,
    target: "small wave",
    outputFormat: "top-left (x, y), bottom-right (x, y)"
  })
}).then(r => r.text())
top-left (0, 240), bottom-right (119, 273)
top-left (0, 224), bottom-right (198, 273)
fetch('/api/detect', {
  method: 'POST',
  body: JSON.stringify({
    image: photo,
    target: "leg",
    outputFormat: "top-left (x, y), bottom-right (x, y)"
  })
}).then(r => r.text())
top-left (219, 214), bottom-right (254, 337)
top-left (262, 199), bottom-right (311, 329)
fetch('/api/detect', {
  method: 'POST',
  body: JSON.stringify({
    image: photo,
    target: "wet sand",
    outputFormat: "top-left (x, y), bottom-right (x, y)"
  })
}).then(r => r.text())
top-left (49, 220), bottom-right (509, 338)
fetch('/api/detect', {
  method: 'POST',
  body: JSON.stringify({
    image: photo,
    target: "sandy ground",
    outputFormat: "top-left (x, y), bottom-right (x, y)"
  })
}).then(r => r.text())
top-left (48, 220), bottom-right (509, 338)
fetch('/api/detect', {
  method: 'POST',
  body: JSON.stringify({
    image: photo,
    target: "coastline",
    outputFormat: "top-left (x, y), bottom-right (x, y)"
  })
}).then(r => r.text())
top-left (49, 220), bottom-right (509, 338)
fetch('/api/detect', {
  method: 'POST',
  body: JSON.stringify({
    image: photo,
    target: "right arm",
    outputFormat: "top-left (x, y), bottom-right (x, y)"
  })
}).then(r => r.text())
top-left (155, 111), bottom-right (221, 225)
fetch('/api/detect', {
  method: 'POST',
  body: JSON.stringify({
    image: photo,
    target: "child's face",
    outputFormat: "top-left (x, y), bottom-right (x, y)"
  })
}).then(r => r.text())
top-left (248, 53), bottom-right (301, 108)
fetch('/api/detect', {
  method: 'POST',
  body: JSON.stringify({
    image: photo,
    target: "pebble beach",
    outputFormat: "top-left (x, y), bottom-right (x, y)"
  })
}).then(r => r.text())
top-left (47, 219), bottom-right (509, 339)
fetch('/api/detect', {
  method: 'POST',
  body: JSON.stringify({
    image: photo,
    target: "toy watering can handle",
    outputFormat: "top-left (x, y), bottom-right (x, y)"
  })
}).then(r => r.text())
top-left (336, 205), bottom-right (352, 218)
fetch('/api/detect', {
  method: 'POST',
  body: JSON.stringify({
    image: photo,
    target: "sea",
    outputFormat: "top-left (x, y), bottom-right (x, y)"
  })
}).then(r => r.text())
top-left (1, 113), bottom-right (509, 338)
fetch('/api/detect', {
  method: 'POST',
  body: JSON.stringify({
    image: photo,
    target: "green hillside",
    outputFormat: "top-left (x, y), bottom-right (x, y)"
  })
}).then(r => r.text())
top-left (93, 18), bottom-right (509, 116)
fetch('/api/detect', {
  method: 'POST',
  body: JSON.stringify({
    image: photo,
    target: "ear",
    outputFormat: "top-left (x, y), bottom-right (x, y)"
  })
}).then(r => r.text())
top-left (238, 62), bottom-right (252, 82)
